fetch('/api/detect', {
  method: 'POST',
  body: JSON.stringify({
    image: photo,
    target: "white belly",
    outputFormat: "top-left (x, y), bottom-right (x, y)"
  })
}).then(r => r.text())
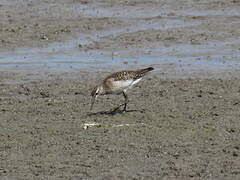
top-left (111, 78), bottom-right (142, 92)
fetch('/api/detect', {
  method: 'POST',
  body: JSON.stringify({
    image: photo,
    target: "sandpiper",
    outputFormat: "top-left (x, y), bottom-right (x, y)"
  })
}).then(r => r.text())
top-left (90, 67), bottom-right (154, 112)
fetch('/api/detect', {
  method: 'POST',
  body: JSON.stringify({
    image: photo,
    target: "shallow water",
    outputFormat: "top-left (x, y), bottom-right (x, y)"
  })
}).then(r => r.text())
top-left (1, 35), bottom-right (240, 73)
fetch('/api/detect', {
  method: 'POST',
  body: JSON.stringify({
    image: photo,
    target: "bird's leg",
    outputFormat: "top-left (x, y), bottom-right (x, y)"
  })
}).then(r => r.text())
top-left (122, 91), bottom-right (128, 112)
top-left (109, 91), bottom-right (129, 113)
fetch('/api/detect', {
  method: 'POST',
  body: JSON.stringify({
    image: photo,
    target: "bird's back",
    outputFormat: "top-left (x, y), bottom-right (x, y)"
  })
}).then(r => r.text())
top-left (102, 67), bottom-right (154, 93)
top-left (105, 67), bottom-right (154, 81)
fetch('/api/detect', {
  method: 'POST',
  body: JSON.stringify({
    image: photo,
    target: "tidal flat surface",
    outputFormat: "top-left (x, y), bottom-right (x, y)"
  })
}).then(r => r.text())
top-left (0, 0), bottom-right (240, 179)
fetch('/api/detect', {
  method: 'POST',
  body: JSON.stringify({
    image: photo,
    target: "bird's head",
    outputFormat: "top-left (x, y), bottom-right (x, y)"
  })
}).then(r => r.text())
top-left (90, 85), bottom-right (103, 111)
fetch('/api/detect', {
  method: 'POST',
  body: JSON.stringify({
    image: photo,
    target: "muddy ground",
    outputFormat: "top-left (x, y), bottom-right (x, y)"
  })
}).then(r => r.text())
top-left (1, 71), bottom-right (240, 179)
top-left (1, 0), bottom-right (240, 57)
top-left (1, 0), bottom-right (240, 179)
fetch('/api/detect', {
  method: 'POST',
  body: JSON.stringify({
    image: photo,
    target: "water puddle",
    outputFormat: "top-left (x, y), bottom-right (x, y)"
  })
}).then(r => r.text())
top-left (1, 39), bottom-right (240, 73)
top-left (176, 8), bottom-right (240, 17)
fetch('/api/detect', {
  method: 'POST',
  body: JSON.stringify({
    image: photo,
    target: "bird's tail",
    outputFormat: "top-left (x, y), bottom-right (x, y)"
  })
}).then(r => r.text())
top-left (138, 67), bottom-right (154, 74)
top-left (135, 67), bottom-right (154, 79)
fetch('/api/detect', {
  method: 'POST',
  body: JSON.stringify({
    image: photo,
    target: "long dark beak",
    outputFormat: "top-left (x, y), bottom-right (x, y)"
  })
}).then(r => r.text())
top-left (90, 94), bottom-right (96, 111)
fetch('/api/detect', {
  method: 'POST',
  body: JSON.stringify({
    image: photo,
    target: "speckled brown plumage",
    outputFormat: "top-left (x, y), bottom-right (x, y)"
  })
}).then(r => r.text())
top-left (104, 67), bottom-right (154, 81)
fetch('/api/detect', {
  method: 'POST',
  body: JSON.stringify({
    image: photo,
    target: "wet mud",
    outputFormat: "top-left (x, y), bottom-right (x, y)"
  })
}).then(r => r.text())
top-left (1, 71), bottom-right (240, 179)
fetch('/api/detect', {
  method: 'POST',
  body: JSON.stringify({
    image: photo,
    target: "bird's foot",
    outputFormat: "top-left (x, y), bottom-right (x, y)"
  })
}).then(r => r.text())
top-left (122, 109), bottom-right (127, 113)
top-left (110, 102), bottom-right (128, 114)
top-left (111, 106), bottom-right (121, 113)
